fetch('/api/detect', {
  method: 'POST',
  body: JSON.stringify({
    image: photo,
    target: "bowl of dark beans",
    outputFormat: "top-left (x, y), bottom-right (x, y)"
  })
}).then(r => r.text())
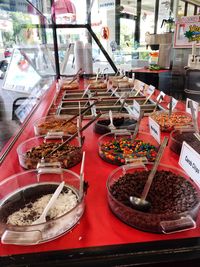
top-left (107, 163), bottom-right (200, 233)
top-left (170, 128), bottom-right (200, 155)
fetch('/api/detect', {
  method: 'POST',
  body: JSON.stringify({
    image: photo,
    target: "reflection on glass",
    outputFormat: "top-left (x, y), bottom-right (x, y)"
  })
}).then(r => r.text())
top-left (57, 28), bottom-right (114, 76)
top-left (187, 4), bottom-right (195, 16)
top-left (177, 0), bottom-right (185, 17)
top-left (0, 0), bottom-right (55, 153)
top-left (140, 0), bottom-right (155, 42)
top-left (52, 0), bottom-right (86, 24)
top-left (157, 0), bottom-right (171, 34)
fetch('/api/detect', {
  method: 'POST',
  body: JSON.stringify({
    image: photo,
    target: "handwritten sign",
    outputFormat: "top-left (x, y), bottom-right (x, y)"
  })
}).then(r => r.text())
top-left (149, 116), bottom-right (161, 144)
top-left (132, 100), bottom-right (141, 119)
top-left (174, 15), bottom-right (200, 48)
top-left (179, 141), bottom-right (200, 188)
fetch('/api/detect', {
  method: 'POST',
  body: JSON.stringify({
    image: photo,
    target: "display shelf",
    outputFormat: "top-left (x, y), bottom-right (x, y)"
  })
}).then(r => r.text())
top-left (0, 79), bottom-right (200, 267)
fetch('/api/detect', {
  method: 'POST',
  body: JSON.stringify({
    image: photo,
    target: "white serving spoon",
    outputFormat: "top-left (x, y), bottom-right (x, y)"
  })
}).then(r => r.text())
top-left (32, 181), bottom-right (65, 225)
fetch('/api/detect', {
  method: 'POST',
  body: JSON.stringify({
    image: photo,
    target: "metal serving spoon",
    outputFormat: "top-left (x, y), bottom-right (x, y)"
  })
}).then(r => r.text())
top-left (32, 181), bottom-right (65, 225)
top-left (79, 151), bottom-right (85, 200)
top-left (131, 110), bottom-right (144, 142)
top-left (168, 96), bottom-right (173, 118)
top-left (130, 136), bottom-right (168, 212)
top-left (188, 100), bottom-right (200, 141)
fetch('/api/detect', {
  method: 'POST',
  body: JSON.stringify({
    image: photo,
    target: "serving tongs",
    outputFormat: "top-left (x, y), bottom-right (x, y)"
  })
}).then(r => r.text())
top-left (42, 113), bottom-right (102, 160)
top-left (60, 99), bottom-right (99, 125)
top-left (152, 94), bottom-right (164, 113)
top-left (65, 68), bottom-right (83, 85)
top-left (188, 100), bottom-right (200, 141)
top-left (119, 93), bottom-right (130, 112)
top-left (114, 92), bottom-right (126, 105)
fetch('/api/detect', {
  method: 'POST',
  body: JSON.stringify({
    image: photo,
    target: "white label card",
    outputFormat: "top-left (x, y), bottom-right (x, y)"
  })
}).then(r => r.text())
top-left (148, 117), bottom-right (161, 144)
top-left (186, 98), bottom-right (199, 119)
top-left (132, 72), bottom-right (135, 81)
top-left (167, 97), bottom-right (178, 111)
top-left (147, 85), bottom-right (155, 95)
top-left (132, 100), bottom-right (141, 119)
top-left (140, 82), bottom-right (145, 91)
top-left (156, 91), bottom-right (166, 102)
top-left (179, 141), bottom-right (200, 188)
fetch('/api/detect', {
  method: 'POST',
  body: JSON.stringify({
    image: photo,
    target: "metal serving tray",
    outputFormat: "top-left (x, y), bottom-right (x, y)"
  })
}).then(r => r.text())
top-left (62, 93), bottom-right (93, 100)
top-left (59, 101), bottom-right (89, 108)
top-left (57, 107), bottom-right (93, 116)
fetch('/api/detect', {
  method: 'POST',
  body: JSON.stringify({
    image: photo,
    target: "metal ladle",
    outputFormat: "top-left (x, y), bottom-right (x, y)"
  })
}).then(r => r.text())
top-left (130, 136), bottom-right (168, 212)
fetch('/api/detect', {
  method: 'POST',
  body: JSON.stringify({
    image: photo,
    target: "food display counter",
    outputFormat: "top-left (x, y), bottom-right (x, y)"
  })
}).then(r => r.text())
top-left (0, 78), bottom-right (200, 267)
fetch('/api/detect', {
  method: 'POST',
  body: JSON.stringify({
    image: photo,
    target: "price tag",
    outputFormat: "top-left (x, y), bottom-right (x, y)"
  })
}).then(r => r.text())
top-left (167, 97), bottom-right (178, 111)
top-left (186, 98), bottom-right (199, 119)
top-left (132, 100), bottom-right (141, 119)
top-left (156, 91), bottom-right (165, 102)
top-left (147, 85), bottom-right (155, 95)
top-left (149, 116), bottom-right (161, 144)
top-left (179, 141), bottom-right (200, 188)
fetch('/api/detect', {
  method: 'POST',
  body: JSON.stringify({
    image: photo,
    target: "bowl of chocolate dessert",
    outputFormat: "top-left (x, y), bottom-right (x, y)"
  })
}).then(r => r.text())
top-left (150, 111), bottom-right (192, 132)
top-left (0, 165), bottom-right (86, 245)
top-left (169, 128), bottom-right (200, 155)
top-left (98, 131), bottom-right (159, 165)
top-left (34, 115), bottom-right (77, 136)
top-left (17, 135), bottom-right (82, 169)
top-left (94, 113), bottom-right (138, 135)
top-left (107, 163), bottom-right (200, 233)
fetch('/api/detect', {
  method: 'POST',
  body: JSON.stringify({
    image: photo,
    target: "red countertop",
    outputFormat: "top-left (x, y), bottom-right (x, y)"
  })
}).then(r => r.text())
top-left (0, 80), bottom-right (200, 257)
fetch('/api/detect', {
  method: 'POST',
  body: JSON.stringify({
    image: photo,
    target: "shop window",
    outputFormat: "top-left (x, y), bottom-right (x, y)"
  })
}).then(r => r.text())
top-left (187, 3), bottom-right (195, 16)
top-left (157, 0), bottom-right (173, 34)
top-left (140, 0), bottom-right (155, 44)
top-left (178, 0), bottom-right (185, 17)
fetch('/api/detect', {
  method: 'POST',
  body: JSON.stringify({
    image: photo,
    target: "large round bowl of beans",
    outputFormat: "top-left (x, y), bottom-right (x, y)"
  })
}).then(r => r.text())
top-left (150, 111), bottom-right (192, 132)
top-left (107, 163), bottom-right (200, 233)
